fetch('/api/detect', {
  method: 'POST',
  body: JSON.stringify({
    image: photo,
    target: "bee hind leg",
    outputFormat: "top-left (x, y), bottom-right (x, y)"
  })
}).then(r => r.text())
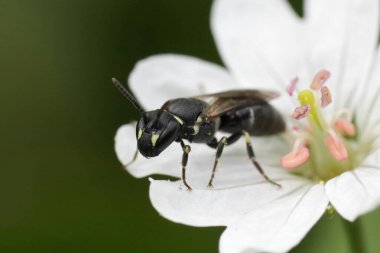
top-left (206, 132), bottom-right (243, 188)
top-left (243, 131), bottom-right (281, 188)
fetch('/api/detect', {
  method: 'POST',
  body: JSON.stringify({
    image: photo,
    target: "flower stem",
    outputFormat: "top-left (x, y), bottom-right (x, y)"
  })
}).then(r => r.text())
top-left (341, 217), bottom-right (367, 253)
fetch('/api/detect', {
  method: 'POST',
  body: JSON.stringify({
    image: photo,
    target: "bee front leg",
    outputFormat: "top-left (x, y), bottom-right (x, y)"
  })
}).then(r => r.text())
top-left (206, 132), bottom-right (243, 188)
top-left (243, 131), bottom-right (281, 188)
top-left (180, 140), bottom-right (192, 191)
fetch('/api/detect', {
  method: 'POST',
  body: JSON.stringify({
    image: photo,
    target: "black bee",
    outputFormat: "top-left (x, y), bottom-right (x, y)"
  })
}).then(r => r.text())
top-left (112, 78), bottom-right (286, 190)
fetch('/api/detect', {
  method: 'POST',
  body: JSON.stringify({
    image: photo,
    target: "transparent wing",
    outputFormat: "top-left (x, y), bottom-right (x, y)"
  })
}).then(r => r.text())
top-left (195, 89), bottom-right (280, 118)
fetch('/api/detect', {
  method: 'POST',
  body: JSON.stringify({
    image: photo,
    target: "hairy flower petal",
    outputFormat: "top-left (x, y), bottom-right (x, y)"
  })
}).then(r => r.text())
top-left (129, 54), bottom-right (238, 110)
top-left (219, 184), bottom-right (328, 253)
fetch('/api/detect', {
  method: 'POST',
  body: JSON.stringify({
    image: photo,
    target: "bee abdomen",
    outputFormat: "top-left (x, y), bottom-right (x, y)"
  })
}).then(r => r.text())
top-left (251, 103), bottom-right (285, 136)
top-left (219, 103), bottom-right (286, 136)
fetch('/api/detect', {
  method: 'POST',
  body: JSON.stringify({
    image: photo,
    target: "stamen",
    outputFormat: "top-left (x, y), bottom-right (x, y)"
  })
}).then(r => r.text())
top-left (334, 109), bottom-right (355, 136)
top-left (287, 77), bottom-right (299, 96)
top-left (292, 125), bottom-right (301, 132)
top-left (281, 138), bottom-right (309, 169)
top-left (334, 119), bottom-right (356, 137)
top-left (281, 147), bottom-right (310, 169)
top-left (326, 130), bottom-right (348, 161)
top-left (321, 86), bottom-right (332, 108)
top-left (292, 138), bottom-right (306, 152)
top-left (292, 105), bottom-right (311, 120)
top-left (335, 109), bottom-right (353, 122)
top-left (298, 90), bottom-right (326, 129)
top-left (281, 70), bottom-right (363, 181)
top-left (310, 70), bottom-right (331, 90)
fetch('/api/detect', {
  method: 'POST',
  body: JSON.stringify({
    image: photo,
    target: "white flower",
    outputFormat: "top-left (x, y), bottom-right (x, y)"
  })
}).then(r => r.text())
top-left (115, 0), bottom-right (380, 252)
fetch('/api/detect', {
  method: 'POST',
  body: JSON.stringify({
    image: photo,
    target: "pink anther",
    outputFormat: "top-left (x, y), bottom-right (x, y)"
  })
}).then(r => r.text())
top-left (281, 147), bottom-right (310, 169)
top-left (306, 124), bottom-right (313, 133)
top-left (292, 105), bottom-right (311, 120)
top-left (292, 125), bottom-right (301, 132)
top-left (321, 86), bottom-right (332, 108)
top-left (287, 77), bottom-right (299, 96)
top-left (326, 131), bottom-right (348, 161)
top-left (310, 70), bottom-right (331, 90)
top-left (334, 119), bottom-right (356, 137)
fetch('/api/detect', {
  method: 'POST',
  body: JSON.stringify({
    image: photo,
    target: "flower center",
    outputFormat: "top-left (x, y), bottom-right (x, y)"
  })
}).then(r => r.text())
top-left (281, 70), bottom-right (373, 182)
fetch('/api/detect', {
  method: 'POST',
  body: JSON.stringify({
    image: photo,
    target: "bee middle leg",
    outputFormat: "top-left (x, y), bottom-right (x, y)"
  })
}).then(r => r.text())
top-left (243, 131), bottom-right (281, 188)
top-left (179, 140), bottom-right (192, 191)
top-left (206, 132), bottom-right (243, 188)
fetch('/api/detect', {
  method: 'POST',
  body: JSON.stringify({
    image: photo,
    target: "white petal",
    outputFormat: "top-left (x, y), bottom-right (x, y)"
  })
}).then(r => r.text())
top-left (326, 166), bottom-right (380, 221)
top-left (219, 184), bottom-right (328, 253)
top-left (304, 0), bottom-right (379, 112)
top-left (363, 146), bottom-right (380, 166)
top-left (211, 0), bottom-right (306, 91)
top-left (128, 54), bottom-right (238, 110)
top-left (357, 47), bottom-right (380, 132)
top-left (150, 174), bottom-right (310, 227)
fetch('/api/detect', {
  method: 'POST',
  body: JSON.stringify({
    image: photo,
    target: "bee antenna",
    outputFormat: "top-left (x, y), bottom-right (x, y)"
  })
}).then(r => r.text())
top-left (112, 78), bottom-right (145, 114)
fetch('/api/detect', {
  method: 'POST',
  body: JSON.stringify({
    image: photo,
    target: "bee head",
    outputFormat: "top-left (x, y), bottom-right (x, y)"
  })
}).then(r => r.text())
top-left (136, 110), bottom-right (181, 158)
top-left (111, 78), bottom-right (182, 158)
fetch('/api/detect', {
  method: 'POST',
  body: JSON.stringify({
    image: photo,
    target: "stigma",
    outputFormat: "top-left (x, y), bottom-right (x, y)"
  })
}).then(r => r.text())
top-left (282, 70), bottom-right (360, 181)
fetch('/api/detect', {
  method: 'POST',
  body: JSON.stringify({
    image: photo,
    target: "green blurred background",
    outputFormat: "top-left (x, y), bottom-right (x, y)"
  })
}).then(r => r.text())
top-left (1, 0), bottom-right (380, 252)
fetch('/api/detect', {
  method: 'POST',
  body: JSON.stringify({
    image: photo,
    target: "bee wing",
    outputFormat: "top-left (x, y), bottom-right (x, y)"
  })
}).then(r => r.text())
top-left (202, 97), bottom-right (253, 118)
top-left (195, 89), bottom-right (280, 118)
top-left (194, 89), bottom-right (280, 101)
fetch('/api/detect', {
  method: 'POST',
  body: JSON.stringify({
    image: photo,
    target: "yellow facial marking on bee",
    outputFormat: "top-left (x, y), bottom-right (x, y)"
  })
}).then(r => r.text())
top-left (192, 125), bottom-right (200, 135)
top-left (173, 115), bottom-right (184, 125)
top-left (138, 128), bottom-right (143, 140)
top-left (196, 116), bottom-right (203, 123)
top-left (151, 134), bottom-right (160, 146)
